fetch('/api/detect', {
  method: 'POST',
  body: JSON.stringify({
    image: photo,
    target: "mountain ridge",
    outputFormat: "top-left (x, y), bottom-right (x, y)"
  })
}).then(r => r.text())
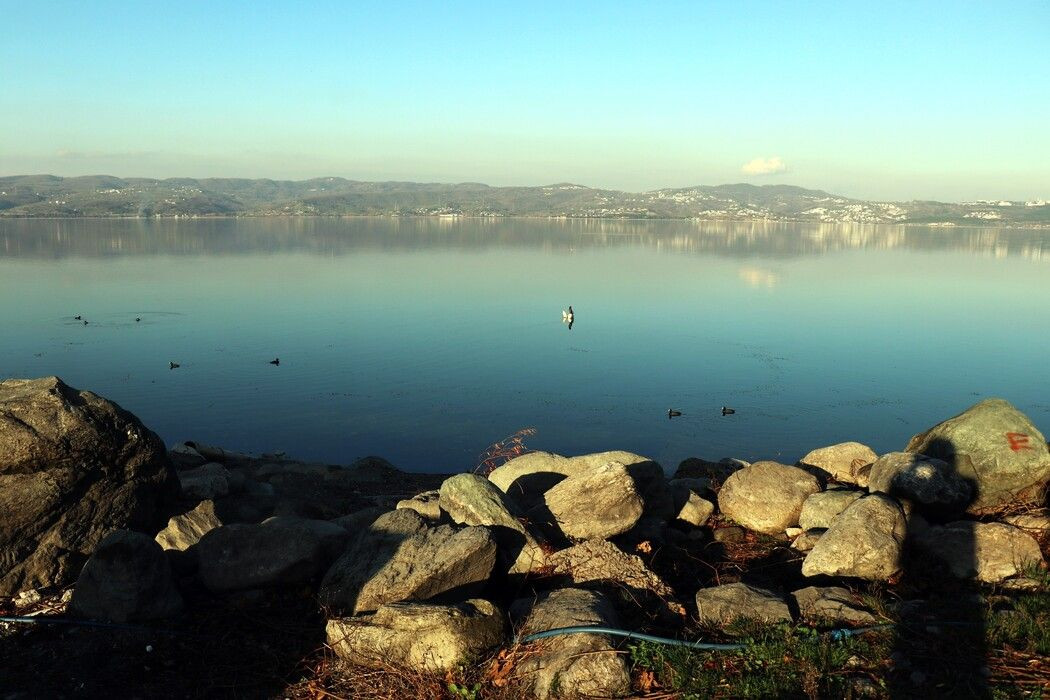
top-left (1, 175), bottom-right (1046, 226)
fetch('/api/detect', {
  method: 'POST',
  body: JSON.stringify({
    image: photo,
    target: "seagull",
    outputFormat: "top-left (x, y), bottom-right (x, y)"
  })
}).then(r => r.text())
top-left (269, 357), bottom-right (280, 366)
top-left (169, 362), bottom-right (180, 370)
top-left (721, 406), bottom-right (736, 416)
top-left (668, 409), bottom-right (682, 419)
top-left (562, 306), bottom-right (575, 330)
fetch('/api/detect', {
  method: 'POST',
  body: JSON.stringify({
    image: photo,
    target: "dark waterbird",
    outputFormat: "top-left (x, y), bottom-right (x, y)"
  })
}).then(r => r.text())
top-left (269, 357), bottom-right (280, 366)
top-left (169, 362), bottom-right (180, 370)
top-left (82, 320), bottom-right (88, 325)
top-left (668, 409), bottom-right (682, 418)
top-left (135, 317), bottom-right (141, 322)
top-left (721, 406), bottom-right (736, 416)
top-left (73, 315), bottom-right (82, 320)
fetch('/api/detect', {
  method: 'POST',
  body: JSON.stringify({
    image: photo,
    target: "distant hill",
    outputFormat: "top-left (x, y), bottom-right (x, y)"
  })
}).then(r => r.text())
top-left (0, 175), bottom-right (1047, 226)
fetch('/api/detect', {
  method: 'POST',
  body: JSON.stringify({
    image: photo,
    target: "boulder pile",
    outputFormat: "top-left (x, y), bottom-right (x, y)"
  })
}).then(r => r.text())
top-left (2, 380), bottom-right (1048, 698)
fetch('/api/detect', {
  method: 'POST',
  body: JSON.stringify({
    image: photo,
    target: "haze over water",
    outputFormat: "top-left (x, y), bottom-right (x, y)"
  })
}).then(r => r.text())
top-left (2, 217), bottom-right (1049, 473)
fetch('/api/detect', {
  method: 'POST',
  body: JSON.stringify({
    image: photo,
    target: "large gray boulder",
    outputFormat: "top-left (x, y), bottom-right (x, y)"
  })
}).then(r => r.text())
top-left (195, 516), bottom-right (349, 591)
top-left (798, 442), bottom-right (878, 485)
top-left (913, 521), bottom-right (1044, 582)
top-left (512, 588), bottom-right (630, 699)
top-left (0, 377), bottom-right (177, 595)
top-left (542, 461), bottom-right (644, 539)
top-left (326, 598), bottom-right (506, 673)
top-left (488, 450), bottom-right (660, 511)
top-left (717, 461), bottom-right (821, 535)
top-left (68, 530), bottom-right (183, 622)
top-left (791, 586), bottom-right (877, 626)
top-left (320, 522), bottom-right (498, 615)
top-left (867, 452), bottom-right (973, 513)
top-left (439, 473), bottom-right (546, 574)
top-left (155, 499), bottom-right (223, 550)
top-left (798, 490), bottom-right (863, 531)
top-left (905, 399), bottom-right (1050, 513)
top-left (396, 490), bottom-right (443, 521)
top-left (694, 582), bottom-right (792, 625)
top-left (802, 494), bottom-right (906, 580)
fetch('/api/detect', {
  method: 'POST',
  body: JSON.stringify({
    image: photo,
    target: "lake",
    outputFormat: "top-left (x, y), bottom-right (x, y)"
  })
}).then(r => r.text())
top-left (2, 217), bottom-right (1049, 473)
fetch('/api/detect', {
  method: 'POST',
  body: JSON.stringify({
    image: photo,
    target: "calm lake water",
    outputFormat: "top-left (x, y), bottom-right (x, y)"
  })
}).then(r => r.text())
top-left (2, 217), bottom-right (1049, 473)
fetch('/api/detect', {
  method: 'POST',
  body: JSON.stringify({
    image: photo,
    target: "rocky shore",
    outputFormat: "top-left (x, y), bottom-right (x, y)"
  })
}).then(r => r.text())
top-left (1, 376), bottom-right (1049, 698)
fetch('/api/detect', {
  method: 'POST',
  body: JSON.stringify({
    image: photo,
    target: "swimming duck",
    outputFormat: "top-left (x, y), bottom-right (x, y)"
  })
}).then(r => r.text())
top-left (82, 320), bottom-right (88, 325)
top-left (74, 315), bottom-right (82, 320)
top-left (668, 409), bottom-right (682, 418)
top-left (135, 317), bottom-right (141, 322)
top-left (169, 362), bottom-right (180, 370)
top-left (269, 357), bottom-right (280, 366)
top-left (721, 406), bottom-right (736, 416)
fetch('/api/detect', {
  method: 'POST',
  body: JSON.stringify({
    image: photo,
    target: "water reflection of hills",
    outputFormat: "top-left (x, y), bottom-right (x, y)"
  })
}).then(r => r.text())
top-left (1, 217), bottom-right (1048, 261)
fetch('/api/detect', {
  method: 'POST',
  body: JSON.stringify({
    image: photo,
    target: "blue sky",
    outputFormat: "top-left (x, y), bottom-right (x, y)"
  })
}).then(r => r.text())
top-left (2, 1), bottom-right (1048, 200)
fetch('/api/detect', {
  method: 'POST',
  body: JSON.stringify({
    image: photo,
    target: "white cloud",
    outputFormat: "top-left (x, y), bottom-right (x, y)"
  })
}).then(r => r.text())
top-left (741, 156), bottom-right (787, 176)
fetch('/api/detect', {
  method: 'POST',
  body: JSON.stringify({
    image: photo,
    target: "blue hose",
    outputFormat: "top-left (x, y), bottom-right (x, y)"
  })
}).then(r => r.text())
top-left (518, 624), bottom-right (895, 649)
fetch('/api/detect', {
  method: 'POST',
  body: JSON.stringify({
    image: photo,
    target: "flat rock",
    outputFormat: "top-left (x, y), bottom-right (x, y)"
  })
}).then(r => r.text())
top-left (155, 499), bottom-right (223, 550)
top-left (177, 462), bottom-right (231, 500)
top-left (802, 494), bottom-right (906, 580)
top-left (791, 586), bottom-right (878, 625)
top-left (68, 530), bottom-right (183, 622)
top-left (195, 516), bottom-right (349, 591)
top-left (798, 490), bottom-right (863, 531)
top-left (906, 398), bottom-right (1050, 513)
top-left (439, 473), bottom-right (546, 574)
top-left (396, 489), bottom-right (443, 521)
top-left (868, 452), bottom-right (973, 513)
top-left (326, 598), bottom-right (506, 673)
top-left (320, 522), bottom-right (498, 615)
top-left (913, 521), bottom-right (1044, 582)
top-left (548, 539), bottom-right (675, 600)
top-left (0, 377), bottom-right (177, 595)
top-left (798, 442), bottom-right (878, 485)
top-left (1003, 508), bottom-right (1050, 533)
top-left (543, 461), bottom-right (644, 539)
top-left (717, 461), bottom-right (821, 535)
top-left (512, 588), bottom-right (630, 699)
top-left (695, 582), bottom-right (792, 624)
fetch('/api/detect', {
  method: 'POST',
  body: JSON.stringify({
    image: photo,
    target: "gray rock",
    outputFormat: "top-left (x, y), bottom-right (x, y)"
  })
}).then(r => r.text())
top-left (906, 398), bottom-right (1050, 513)
top-left (68, 530), bottom-right (183, 622)
top-left (195, 517), bottom-right (350, 591)
top-left (1003, 508), bottom-right (1050, 533)
top-left (396, 489), bottom-right (443, 521)
top-left (791, 529), bottom-right (825, 552)
top-left (798, 442), bottom-right (878, 485)
top-left (673, 487), bottom-right (715, 527)
top-left (547, 539), bottom-right (675, 602)
top-left (155, 499), bottom-right (223, 550)
top-left (512, 588), bottom-right (630, 699)
top-left (320, 522), bottom-right (498, 615)
top-left (868, 452), bottom-right (973, 513)
top-left (178, 462), bottom-right (230, 500)
top-left (439, 473), bottom-right (546, 574)
top-left (331, 506), bottom-right (387, 532)
top-left (0, 376), bottom-right (177, 595)
top-left (913, 521), bottom-right (1044, 582)
top-left (668, 477), bottom-right (714, 496)
top-left (695, 582), bottom-right (792, 624)
top-left (489, 450), bottom-right (660, 511)
top-left (713, 526), bottom-right (746, 544)
top-left (802, 494), bottom-right (906, 580)
top-left (717, 461), bottom-right (821, 535)
top-left (791, 586), bottom-right (878, 625)
top-left (543, 461), bottom-right (644, 540)
top-left (674, 457), bottom-right (748, 483)
top-left (798, 490), bottom-right (863, 531)
top-left (327, 598), bottom-right (506, 672)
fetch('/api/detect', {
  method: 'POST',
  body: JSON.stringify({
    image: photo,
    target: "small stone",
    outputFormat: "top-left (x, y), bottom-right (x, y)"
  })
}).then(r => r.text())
top-left (396, 490), bottom-right (443, 521)
top-left (695, 582), bottom-right (792, 625)
top-left (718, 461), bottom-right (821, 535)
top-left (798, 442), bottom-right (878, 485)
top-left (543, 461), bottom-right (644, 540)
top-left (713, 526), bottom-right (745, 544)
top-left (798, 490), bottom-right (863, 531)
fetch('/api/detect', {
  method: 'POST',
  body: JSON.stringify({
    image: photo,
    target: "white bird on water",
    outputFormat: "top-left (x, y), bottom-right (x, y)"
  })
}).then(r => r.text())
top-left (562, 306), bottom-right (574, 323)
